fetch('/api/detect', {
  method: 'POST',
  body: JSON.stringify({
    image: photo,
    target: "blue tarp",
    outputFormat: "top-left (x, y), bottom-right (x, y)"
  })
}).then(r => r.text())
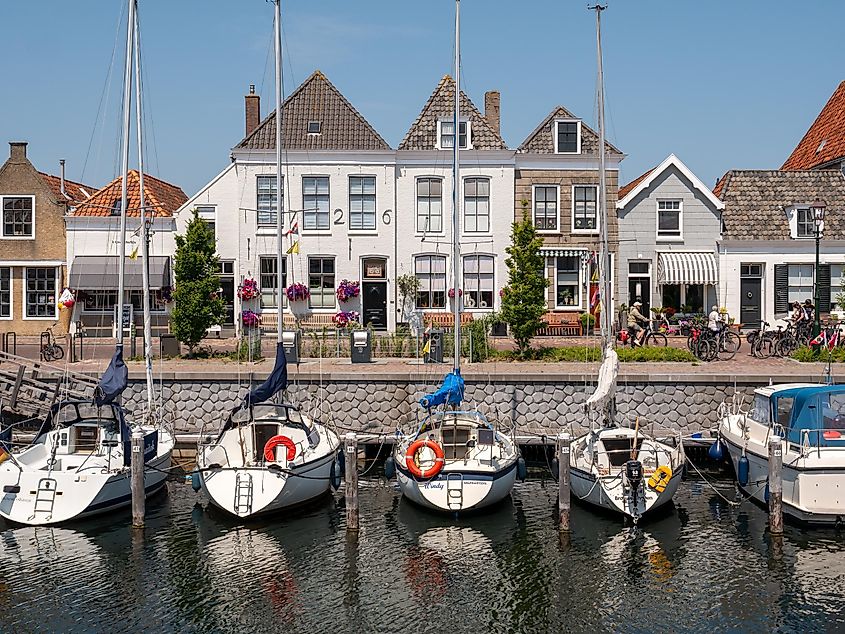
top-left (243, 342), bottom-right (288, 408)
top-left (94, 345), bottom-right (128, 406)
top-left (419, 371), bottom-right (465, 409)
top-left (777, 385), bottom-right (845, 445)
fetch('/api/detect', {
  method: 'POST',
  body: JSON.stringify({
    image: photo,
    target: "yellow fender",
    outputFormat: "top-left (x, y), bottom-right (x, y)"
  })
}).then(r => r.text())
top-left (647, 465), bottom-right (672, 493)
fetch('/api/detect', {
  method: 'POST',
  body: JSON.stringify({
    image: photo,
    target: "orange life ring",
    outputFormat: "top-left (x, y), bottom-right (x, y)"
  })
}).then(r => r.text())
top-left (405, 439), bottom-right (445, 478)
top-left (263, 435), bottom-right (296, 462)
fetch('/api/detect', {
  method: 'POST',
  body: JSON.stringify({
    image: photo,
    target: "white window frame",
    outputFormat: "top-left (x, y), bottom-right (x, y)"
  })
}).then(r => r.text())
top-left (414, 254), bottom-right (447, 310)
top-left (787, 263), bottom-right (814, 305)
top-left (436, 119), bottom-right (472, 150)
top-left (0, 266), bottom-right (12, 319)
top-left (532, 185), bottom-right (560, 234)
top-left (554, 255), bottom-right (583, 310)
top-left (571, 184), bottom-right (599, 234)
top-left (1, 195), bottom-right (36, 240)
top-left (656, 199), bottom-right (683, 241)
top-left (348, 175), bottom-right (377, 233)
top-left (463, 176), bottom-right (491, 234)
top-left (462, 254), bottom-right (495, 310)
top-left (259, 255), bottom-right (287, 311)
top-left (22, 266), bottom-right (58, 320)
top-left (307, 255), bottom-right (336, 310)
top-left (416, 176), bottom-right (444, 235)
top-left (196, 205), bottom-right (216, 240)
top-left (302, 175), bottom-right (330, 232)
top-left (553, 120), bottom-right (581, 155)
top-left (795, 206), bottom-right (815, 239)
top-left (256, 175), bottom-right (282, 227)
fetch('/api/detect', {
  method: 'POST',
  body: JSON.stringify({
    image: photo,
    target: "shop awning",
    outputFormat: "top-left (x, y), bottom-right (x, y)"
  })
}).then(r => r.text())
top-left (69, 256), bottom-right (171, 290)
top-left (657, 252), bottom-right (718, 285)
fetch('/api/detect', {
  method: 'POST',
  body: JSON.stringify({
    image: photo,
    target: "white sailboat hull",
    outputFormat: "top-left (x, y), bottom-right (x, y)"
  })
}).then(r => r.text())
top-left (395, 459), bottom-right (518, 512)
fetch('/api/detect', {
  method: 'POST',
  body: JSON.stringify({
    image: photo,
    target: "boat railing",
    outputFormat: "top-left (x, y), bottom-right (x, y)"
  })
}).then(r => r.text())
top-left (797, 428), bottom-right (845, 456)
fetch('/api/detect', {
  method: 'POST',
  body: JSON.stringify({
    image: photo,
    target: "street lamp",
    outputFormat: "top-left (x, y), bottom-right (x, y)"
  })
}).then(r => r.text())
top-left (813, 199), bottom-right (827, 338)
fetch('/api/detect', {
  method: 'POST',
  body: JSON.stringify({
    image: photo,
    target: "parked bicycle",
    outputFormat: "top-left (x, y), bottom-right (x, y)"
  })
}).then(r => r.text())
top-left (750, 322), bottom-right (801, 358)
top-left (40, 324), bottom-right (64, 362)
top-left (688, 324), bottom-right (740, 361)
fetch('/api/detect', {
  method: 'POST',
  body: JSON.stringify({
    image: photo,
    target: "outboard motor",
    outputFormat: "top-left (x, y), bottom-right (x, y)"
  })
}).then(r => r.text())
top-left (625, 459), bottom-right (644, 517)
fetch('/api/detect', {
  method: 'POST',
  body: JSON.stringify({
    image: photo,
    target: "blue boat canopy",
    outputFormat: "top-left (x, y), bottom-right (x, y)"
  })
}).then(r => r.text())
top-left (772, 385), bottom-right (845, 445)
top-left (420, 371), bottom-right (465, 409)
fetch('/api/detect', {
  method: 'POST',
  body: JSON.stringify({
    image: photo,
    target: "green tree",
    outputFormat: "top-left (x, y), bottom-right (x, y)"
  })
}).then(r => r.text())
top-left (170, 210), bottom-right (226, 355)
top-left (501, 200), bottom-right (549, 357)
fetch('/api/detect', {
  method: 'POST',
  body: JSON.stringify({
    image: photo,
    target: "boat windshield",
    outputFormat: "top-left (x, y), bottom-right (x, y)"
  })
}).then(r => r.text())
top-left (787, 387), bottom-right (845, 446)
top-left (230, 403), bottom-right (304, 426)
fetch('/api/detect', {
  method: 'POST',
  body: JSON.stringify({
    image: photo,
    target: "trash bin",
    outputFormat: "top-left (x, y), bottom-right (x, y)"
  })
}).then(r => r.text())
top-left (350, 330), bottom-right (371, 364)
top-left (425, 329), bottom-right (444, 364)
top-left (282, 329), bottom-right (300, 363)
top-left (160, 334), bottom-right (180, 358)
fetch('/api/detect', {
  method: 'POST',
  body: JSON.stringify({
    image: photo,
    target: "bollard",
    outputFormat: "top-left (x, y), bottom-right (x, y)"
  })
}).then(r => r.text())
top-left (131, 429), bottom-right (145, 528)
top-left (344, 432), bottom-right (359, 532)
top-left (768, 436), bottom-right (783, 535)
top-left (558, 432), bottom-right (571, 533)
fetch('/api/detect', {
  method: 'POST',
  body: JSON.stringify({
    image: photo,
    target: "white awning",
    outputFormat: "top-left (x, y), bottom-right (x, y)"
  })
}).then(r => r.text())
top-left (657, 252), bottom-right (718, 285)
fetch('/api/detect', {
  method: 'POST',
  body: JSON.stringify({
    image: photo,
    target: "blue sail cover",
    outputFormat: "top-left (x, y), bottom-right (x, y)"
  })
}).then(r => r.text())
top-left (94, 345), bottom-right (128, 406)
top-left (419, 371), bottom-right (465, 409)
top-left (243, 342), bottom-right (288, 408)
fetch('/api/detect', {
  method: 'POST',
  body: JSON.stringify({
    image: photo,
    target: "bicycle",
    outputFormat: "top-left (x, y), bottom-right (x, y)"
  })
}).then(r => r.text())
top-left (622, 320), bottom-right (668, 348)
top-left (40, 324), bottom-right (64, 362)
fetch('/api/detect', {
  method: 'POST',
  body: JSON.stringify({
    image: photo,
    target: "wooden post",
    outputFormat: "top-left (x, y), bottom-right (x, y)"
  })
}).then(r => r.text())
top-left (558, 432), bottom-right (571, 533)
top-left (131, 429), bottom-right (145, 528)
top-left (344, 432), bottom-right (359, 532)
top-left (768, 435), bottom-right (783, 535)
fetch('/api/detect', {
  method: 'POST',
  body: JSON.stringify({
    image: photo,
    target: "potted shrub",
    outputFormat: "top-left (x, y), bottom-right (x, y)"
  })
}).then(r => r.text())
top-left (580, 312), bottom-right (596, 335)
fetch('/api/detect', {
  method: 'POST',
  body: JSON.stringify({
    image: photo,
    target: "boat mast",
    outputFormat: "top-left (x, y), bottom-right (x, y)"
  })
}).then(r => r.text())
top-left (115, 0), bottom-right (136, 348)
top-left (274, 0), bottom-right (284, 347)
top-left (452, 0), bottom-right (461, 374)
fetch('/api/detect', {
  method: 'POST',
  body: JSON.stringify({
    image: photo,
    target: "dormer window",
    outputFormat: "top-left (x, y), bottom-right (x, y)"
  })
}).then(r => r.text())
top-left (307, 121), bottom-right (321, 135)
top-left (438, 120), bottom-right (470, 150)
top-left (796, 207), bottom-right (814, 238)
top-left (110, 199), bottom-right (123, 216)
top-left (554, 120), bottom-right (581, 154)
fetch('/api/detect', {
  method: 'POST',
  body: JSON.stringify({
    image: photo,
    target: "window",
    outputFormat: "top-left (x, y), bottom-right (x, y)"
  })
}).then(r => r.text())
top-left (533, 186), bottom-right (558, 231)
top-left (219, 261), bottom-right (234, 276)
top-left (438, 120), bottom-right (469, 149)
top-left (741, 263), bottom-right (763, 278)
top-left (417, 178), bottom-right (443, 233)
top-left (464, 178), bottom-right (490, 233)
top-left (629, 261), bottom-right (651, 275)
top-left (196, 206), bottom-right (216, 238)
top-left (788, 264), bottom-right (814, 305)
top-left (463, 254), bottom-right (494, 309)
top-left (349, 176), bottom-right (376, 231)
top-left (259, 256), bottom-right (286, 309)
top-left (129, 290), bottom-right (166, 313)
top-left (307, 121), bottom-right (321, 134)
top-left (308, 257), bottom-right (335, 308)
top-left (257, 175), bottom-right (283, 226)
top-left (796, 207), bottom-right (814, 238)
top-left (657, 200), bottom-right (682, 239)
top-left (0, 267), bottom-right (9, 318)
top-left (303, 176), bottom-right (330, 230)
top-left (2, 196), bottom-right (34, 237)
top-left (415, 255), bottom-right (447, 309)
top-left (83, 290), bottom-right (117, 311)
top-left (25, 267), bottom-right (57, 318)
top-left (110, 199), bottom-right (122, 217)
top-left (555, 256), bottom-right (580, 308)
top-left (555, 121), bottom-right (580, 154)
top-left (572, 185), bottom-right (597, 231)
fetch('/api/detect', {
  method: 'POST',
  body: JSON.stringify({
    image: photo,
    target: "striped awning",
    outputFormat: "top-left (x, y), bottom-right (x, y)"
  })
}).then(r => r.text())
top-left (540, 248), bottom-right (588, 258)
top-left (657, 252), bottom-right (718, 285)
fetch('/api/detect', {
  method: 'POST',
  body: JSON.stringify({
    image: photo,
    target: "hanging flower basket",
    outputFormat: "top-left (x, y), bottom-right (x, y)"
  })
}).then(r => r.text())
top-left (332, 310), bottom-right (360, 328)
top-left (285, 283), bottom-right (311, 302)
top-left (241, 309), bottom-right (261, 328)
top-left (448, 288), bottom-right (463, 299)
top-left (238, 278), bottom-right (259, 301)
top-left (336, 279), bottom-right (361, 302)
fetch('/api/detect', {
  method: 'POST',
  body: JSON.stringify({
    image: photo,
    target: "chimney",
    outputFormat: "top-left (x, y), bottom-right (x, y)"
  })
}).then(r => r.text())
top-left (9, 141), bottom-right (27, 161)
top-left (60, 159), bottom-right (67, 198)
top-left (245, 84), bottom-right (260, 138)
top-left (484, 91), bottom-right (501, 136)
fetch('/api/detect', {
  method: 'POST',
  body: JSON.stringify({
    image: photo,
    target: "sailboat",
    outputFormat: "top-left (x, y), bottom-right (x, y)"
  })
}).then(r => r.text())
top-left (194, 0), bottom-right (340, 518)
top-left (568, 6), bottom-right (684, 523)
top-left (0, 0), bottom-right (173, 525)
top-left (389, 0), bottom-right (522, 513)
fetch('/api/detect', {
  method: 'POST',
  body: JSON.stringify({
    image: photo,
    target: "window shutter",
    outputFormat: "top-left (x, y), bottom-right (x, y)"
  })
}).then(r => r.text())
top-left (818, 264), bottom-right (832, 313)
top-left (774, 264), bottom-right (788, 314)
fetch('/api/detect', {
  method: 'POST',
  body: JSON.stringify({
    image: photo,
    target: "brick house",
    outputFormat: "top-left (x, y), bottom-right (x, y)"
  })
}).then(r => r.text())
top-left (0, 142), bottom-right (93, 336)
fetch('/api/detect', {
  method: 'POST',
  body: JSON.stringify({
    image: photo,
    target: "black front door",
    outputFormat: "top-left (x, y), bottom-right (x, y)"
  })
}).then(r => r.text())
top-left (628, 277), bottom-right (650, 314)
top-left (362, 282), bottom-right (387, 330)
top-left (740, 278), bottom-right (762, 326)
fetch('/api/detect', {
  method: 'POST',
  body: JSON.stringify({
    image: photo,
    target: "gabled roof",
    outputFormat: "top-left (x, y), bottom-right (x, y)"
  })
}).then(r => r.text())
top-left (398, 75), bottom-right (506, 151)
top-left (70, 170), bottom-right (187, 218)
top-left (782, 81), bottom-right (845, 170)
top-left (616, 154), bottom-right (724, 210)
top-left (235, 70), bottom-right (390, 151)
top-left (38, 172), bottom-right (95, 206)
top-left (714, 169), bottom-right (845, 240)
top-left (517, 106), bottom-right (622, 155)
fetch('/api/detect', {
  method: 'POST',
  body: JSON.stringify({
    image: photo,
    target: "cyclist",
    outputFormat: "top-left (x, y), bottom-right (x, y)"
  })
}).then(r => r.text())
top-left (627, 301), bottom-right (648, 346)
top-left (790, 301), bottom-right (804, 327)
top-left (708, 305), bottom-right (722, 333)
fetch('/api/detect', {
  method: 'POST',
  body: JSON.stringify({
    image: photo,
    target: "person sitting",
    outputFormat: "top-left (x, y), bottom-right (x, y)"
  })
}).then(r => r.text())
top-left (708, 305), bottom-right (722, 333)
top-left (627, 301), bottom-right (648, 346)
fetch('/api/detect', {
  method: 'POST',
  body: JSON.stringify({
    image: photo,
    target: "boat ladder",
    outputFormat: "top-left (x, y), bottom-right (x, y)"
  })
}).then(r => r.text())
top-left (446, 473), bottom-right (464, 510)
top-left (234, 472), bottom-right (253, 515)
top-left (28, 477), bottom-right (58, 522)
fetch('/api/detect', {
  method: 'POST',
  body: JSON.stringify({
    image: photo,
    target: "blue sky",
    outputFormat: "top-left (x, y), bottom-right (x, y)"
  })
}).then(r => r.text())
top-left (1, 1), bottom-right (843, 195)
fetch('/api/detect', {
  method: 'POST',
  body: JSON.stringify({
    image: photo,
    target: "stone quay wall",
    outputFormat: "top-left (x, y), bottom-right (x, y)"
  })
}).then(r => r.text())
top-left (122, 369), bottom-right (768, 439)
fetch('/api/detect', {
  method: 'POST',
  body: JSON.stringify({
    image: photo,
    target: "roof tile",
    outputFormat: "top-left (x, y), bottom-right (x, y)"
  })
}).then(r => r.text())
top-left (37, 172), bottom-right (95, 206)
top-left (71, 170), bottom-right (187, 218)
top-left (517, 106), bottom-right (622, 156)
top-left (782, 81), bottom-right (845, 170)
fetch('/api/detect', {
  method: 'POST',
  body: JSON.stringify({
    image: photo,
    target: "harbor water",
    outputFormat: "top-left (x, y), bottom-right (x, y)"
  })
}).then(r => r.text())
top-left (1, 476), bottom-right (844, 633)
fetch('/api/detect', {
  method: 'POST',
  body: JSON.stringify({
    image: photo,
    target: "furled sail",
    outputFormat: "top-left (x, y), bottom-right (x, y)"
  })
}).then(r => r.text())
top-left (243, 342), bottom-right (288, 408)
top-left (420, 371), bottom-right (465, 409)
top-left (94, 345), bottom-right (128, 406)
top-left (585, 345), bottom-right (618, 411)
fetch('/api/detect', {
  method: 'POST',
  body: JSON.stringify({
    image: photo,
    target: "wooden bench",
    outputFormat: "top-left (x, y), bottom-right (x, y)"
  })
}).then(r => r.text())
top-left (260, 312), bottom-right (336, 333)
top-left (537, 312), bottom-right (582, 336)
top-left (423, 312), bottom-right (475, 330)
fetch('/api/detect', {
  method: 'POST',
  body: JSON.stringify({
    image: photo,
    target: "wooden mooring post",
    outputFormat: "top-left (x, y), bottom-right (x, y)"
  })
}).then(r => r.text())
top-left (558, 432), bottom-right (571, 533)
top-left (344, 432), bottom-right (359, 532)
top-left (131, 429), bottom-right (145, 528)
top-left (768, 435), bottom-right (783, 535)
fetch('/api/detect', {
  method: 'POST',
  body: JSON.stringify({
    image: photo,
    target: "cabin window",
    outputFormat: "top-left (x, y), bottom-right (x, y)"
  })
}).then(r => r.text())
top-left (822, 393), bottom-right (845, 430)
top-left (752, 394), bottom-right (771, 424)
top-left (776, 397), bottom-right (793, 426)
top-left (73, 426), bottom-right (99, 452)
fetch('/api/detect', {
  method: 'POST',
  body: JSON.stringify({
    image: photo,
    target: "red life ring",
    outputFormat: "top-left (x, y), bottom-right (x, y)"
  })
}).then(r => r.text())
top-left (405, 439), bottom-right (445, 478)
top-left (263, 435), bottom-right (296, 462)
